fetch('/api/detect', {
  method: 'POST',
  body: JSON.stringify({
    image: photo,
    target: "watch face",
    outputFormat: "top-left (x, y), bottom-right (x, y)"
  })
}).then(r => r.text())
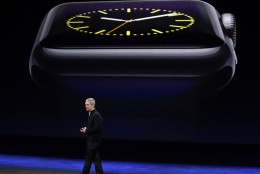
top-left (40, 0), bottom-right (225, 48)
top-left (67, 8), bottom-right (194, 37)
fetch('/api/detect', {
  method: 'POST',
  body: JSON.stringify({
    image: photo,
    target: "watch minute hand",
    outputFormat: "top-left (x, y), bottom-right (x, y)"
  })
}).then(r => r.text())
top-left (132, 12), bottom-right (178, 22)
top-left (101, 17), bottom-right (126, 22)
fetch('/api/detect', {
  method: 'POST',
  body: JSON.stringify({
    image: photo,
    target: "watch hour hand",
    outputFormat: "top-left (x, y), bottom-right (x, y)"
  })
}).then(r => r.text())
top-left (101, 17), bottom-right (126, 22)
top-left (132, 12), bottom-right (178, 22)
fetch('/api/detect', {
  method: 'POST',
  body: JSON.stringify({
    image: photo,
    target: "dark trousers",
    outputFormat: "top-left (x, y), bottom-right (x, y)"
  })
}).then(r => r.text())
top-left (82, 142), bottom-right (104, 174)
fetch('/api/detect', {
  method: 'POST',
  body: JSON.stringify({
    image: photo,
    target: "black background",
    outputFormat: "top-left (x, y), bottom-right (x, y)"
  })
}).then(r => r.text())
top-left (1, 0), bottom-right (260, 165)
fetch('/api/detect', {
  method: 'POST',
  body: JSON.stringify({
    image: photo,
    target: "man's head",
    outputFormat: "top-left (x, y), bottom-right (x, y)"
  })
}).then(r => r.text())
top-left (85, 98), bottom-right (95, 112)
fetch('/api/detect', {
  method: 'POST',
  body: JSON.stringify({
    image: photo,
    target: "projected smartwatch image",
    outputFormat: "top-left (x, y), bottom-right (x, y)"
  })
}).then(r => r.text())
top-left (29, 0), bottom-right (238, 141)
top-left (29, 0), bottom-right (237, 93)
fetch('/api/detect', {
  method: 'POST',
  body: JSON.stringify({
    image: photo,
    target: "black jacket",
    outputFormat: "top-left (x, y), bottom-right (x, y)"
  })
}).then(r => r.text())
top-left (85, 109), bottom-right (103, 143)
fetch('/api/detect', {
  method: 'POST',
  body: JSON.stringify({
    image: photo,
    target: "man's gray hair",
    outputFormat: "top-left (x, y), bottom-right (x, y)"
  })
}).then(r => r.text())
top-left (86, 98), bottom-right (95, 106)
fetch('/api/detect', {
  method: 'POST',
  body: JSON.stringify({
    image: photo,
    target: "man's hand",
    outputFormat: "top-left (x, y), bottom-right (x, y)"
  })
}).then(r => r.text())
top-left (80, 127), bottom-right (87, 133)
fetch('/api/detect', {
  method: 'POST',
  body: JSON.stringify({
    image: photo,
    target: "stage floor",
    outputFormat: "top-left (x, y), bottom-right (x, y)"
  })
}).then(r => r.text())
top-left (1, 154), bottom-right (260, 174)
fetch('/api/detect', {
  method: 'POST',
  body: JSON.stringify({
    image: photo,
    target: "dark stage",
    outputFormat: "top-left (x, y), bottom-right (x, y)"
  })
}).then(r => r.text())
top-left (1, 155), bottom-right (260, 174)
top-left (1, 0), bottom-right (260, 173)
top-left (1, 135), bottom-right (260, 174)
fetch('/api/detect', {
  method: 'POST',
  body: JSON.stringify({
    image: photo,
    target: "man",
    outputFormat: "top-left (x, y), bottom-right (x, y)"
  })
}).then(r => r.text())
top-left (80, 98), bottom-right (104, 174)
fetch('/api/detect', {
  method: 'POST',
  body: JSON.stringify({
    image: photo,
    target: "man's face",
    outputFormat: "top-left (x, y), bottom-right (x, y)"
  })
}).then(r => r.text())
top-left (85, 101), bottom-right (94, 112)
